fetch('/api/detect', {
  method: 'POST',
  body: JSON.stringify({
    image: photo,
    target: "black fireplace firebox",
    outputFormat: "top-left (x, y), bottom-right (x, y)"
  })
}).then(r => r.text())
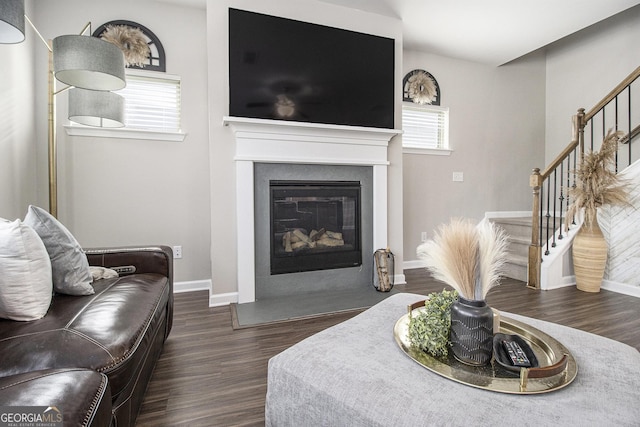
top-left (270, 180), bottom-right (362, 275)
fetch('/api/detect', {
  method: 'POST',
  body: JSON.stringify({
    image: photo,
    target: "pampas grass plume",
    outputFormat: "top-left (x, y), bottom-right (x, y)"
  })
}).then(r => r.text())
top-left (417, 218), bottom-right (478, 299)
top-left (101, 25), bottom-right (150, 67)
top-left (417, 218), bottom-right (508, 300)
top-left (566, 129), bottom-right (632, 230)
top-left (408, 71), bottom-right (437, 105)
top-left (475, 218), bottom-right (509, 299)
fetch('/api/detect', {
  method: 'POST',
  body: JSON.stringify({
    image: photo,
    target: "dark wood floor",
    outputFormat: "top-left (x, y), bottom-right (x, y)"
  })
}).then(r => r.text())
top-left (136, 270), bottom-right (640, 426)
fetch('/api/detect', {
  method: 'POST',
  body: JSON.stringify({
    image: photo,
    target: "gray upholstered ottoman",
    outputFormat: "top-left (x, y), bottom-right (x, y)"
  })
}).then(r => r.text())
top-left (265, 293), bottom-right (640, 426)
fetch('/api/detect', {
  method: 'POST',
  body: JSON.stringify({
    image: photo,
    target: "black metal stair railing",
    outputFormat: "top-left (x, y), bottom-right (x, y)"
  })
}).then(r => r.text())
top-left (528, 66), bottom-right (640, 289)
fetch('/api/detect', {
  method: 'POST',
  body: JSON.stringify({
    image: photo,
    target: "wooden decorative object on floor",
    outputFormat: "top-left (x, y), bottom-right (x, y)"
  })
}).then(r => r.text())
top-left (572, 220), bottom-right (607, 293)
top-left (373, 248), bottom-right (394, 292)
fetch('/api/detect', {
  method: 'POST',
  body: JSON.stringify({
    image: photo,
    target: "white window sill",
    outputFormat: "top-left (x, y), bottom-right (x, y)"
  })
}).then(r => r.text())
top-left (403, 147), bottom-right (453, 156)
top-left (64, 125), bottom-right (187, 142)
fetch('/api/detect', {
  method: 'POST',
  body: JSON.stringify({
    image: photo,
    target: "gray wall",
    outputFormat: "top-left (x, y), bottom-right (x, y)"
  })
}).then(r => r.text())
top-left (0, 1), bottom-right (37, 220)
top-left (402, 50), bottom-right (547, 262)
top-left (15, 0), bottom-right (212, 283)
top-left (545, 5), bottom-right (640, 162)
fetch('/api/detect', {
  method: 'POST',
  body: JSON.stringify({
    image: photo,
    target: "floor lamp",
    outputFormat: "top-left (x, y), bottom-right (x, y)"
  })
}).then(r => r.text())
top-left (0, 0), bottom-right (126, 218)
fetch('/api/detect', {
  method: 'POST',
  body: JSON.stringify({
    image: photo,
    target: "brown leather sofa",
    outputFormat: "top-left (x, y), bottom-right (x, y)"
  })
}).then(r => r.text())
top-left (0, 246), bottom-right (173, 427)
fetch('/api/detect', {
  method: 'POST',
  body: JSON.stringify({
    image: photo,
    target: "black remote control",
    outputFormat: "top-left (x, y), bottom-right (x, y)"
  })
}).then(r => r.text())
top-left (501, 340), bottom-right (532, 367)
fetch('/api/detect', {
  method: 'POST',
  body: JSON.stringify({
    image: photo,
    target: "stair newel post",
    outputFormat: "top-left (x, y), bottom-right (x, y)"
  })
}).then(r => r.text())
top-left (576, 108), bottom-right (585, 159)
top-left (567, 109), bottom-right (586, 228)
top-left (528, 168), bottom-right (542, 289)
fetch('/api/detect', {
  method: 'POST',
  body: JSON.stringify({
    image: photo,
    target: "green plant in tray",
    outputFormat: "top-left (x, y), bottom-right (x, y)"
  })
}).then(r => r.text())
top-left (408, 289), bottom-right (458, 357)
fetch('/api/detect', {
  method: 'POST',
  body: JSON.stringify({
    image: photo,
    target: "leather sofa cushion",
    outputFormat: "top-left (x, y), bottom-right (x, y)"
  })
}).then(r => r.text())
top-left (0, 273), bottom-right (169, 398)
top-left (0, 368), bottom-right (111, 427)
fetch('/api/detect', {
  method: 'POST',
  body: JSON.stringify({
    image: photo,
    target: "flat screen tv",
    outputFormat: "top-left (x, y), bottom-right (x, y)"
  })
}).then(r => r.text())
top-left (228, 8), bottom-right (395, 129)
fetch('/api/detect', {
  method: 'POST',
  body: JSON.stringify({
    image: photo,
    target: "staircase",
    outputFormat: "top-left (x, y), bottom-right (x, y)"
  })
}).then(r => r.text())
top-left (490, 216), bottom-right (558, 283)
top-left (527, 65), bottom-right (640, 292)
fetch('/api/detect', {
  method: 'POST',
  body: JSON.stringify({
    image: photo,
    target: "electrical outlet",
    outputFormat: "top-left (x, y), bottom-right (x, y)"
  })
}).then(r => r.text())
top-left (421, 231), bottom-right (427, 242)
top-left (173, 245), bottom-right (182, 259)
top-left (453, 172), bottom-right (464, 182)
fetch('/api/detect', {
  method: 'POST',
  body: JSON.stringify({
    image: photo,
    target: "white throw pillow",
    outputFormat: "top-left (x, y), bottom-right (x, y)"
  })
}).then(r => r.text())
top-left (0, 218), bottom-right (53, 321)
top-left (24, 205), bottom-right (94, 296)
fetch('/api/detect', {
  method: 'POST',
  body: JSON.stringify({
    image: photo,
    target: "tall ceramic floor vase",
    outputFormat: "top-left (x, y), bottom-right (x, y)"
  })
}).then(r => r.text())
top-left (572, 221), bottom-right (607, 293)
top-left (449, 297), bottom-right (494, 366)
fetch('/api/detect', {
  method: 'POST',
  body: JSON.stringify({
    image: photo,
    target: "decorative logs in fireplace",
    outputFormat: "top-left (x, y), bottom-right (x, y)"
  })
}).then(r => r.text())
top-left (283, 228), bottom-right (345, 252)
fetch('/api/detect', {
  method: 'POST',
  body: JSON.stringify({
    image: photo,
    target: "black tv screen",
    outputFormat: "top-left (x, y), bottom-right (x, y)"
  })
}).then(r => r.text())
top-left (229, 8), bottom-right (395, 129)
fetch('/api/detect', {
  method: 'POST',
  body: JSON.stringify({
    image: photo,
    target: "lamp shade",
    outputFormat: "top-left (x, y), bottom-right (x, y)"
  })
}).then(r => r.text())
top-left (53, 35), bottom-right (126, 91)
top-left (0, 0), bottom-right (25, 44)
top-left (68, 88), bottom-right (125, 128)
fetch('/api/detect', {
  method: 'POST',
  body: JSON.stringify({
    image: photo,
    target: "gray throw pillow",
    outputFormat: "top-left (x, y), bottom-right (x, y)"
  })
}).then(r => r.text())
top-left (0, 218), bottom-right (53, 320)
top-left (24, 205), bottom-right (94, 296)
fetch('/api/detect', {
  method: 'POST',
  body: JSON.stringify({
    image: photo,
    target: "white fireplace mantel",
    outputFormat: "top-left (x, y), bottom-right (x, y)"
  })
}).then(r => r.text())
top-left (223, 116), bottom-right (400, 165)
top-left (223, 116), bottom-right (401, 303)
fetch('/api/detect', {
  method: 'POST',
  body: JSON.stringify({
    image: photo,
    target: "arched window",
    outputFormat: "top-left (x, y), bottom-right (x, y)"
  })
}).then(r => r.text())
top-left (80, 21), bottom-right (182, 137)
top-left (402, 69), bottom-right (440, 106)
top-left (402, 70), bottom-right (449, 154)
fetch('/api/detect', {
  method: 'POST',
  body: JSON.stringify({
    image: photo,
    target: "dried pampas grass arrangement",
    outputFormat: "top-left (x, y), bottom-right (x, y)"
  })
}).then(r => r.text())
top-left (407, 71), bottom-right (437, 105)
top-left (566, 129), bottom-right (632, 230)
top-left (101, 25), bottom-right (150, 67)
top-left (417, 218), bottom-right (478, 299)
top-left (417, 218), bottom-right (508, 300)
top-left (475, 219), bottom-right (509, 300)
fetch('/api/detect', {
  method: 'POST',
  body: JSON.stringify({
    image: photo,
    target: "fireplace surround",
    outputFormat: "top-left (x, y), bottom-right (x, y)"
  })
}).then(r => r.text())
top-left (224, 116), bottom-right (400, 303)
top-left (255, 163), bottom-right (372, 299)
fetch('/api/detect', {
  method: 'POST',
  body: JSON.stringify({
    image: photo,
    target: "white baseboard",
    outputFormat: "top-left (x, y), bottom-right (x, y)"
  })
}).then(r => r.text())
top-left (174, 279), bottom-right (212, 294)
top-left (484, 211), bottom-right (532, 219)
top-left (403, 260), bottom-right (425, 270)
top-left (602, 280), bottom-right (640, 298)
top-left (209, 292), bottom-right (239, 307)
top-left (540, 275), bottom-right (640, 298)
top-left (541, 275), bottom-right (575, 290)
top-left (180, 262), bottom-right (640, 307)
top-left (173, 279), bottom-right (238, 306)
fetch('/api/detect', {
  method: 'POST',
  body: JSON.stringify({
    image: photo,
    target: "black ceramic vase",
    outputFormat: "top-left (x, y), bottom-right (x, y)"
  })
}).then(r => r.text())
top-left (449, 297), bottom-right (494, 365)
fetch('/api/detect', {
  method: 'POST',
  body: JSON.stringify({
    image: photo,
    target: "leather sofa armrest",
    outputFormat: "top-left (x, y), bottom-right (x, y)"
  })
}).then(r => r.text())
top-left (84, 245), bottom-right (173, 281)
top-left (84, 245), bottom-right (174, 338)
top-left (0, 368), bottom-right (112, 427)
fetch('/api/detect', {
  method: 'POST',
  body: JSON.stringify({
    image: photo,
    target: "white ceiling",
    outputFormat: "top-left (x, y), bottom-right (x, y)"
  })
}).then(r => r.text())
top-left (319, 0), bottom-right (640, 65)
top-left (156, 0), bottom-right (640, 65)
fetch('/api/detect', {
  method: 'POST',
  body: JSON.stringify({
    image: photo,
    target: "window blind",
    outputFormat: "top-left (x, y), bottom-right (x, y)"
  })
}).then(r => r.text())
top-left (117, 72), bottom-right (181, 132)
top-left (402, 104), bottom-right (449, 149)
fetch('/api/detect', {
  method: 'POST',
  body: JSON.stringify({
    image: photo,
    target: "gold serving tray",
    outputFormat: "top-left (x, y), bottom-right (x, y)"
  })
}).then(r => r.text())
top-left (393, 307), bottom-right (578, 394)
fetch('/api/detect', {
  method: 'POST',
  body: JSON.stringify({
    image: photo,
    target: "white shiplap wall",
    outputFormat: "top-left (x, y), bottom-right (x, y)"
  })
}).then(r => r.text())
top-left (599, 159), bottom-right (640, 288)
